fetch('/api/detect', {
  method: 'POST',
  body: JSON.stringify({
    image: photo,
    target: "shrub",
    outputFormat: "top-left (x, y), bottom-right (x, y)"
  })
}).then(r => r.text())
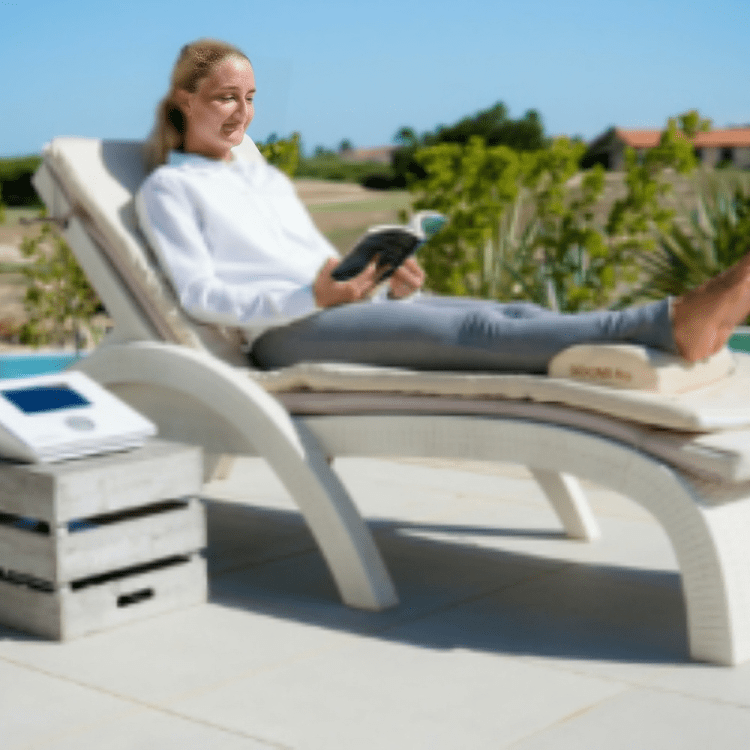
top-left (617, 177), bottom-right (750, 322)
top-left (18, 220), bottom-right (104, 347)
top-left (409, 114), bottom-right (703, 311)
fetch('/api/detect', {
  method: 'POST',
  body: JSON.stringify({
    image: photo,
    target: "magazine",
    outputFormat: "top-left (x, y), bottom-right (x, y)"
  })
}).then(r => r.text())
top-left (331, 211), bottom-right (446, 281)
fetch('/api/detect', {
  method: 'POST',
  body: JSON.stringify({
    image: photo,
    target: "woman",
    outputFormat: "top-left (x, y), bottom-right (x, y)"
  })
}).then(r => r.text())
top-left (137, 39), bottom-right (750, 372)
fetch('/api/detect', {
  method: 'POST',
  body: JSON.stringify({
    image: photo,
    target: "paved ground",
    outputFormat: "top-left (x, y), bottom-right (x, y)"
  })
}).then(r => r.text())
top-left (2, 455), bottom-right (750, 749)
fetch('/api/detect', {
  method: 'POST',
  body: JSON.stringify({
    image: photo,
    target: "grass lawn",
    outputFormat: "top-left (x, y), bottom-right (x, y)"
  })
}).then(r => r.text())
top-left (0, 206), bottom-right (41, 253)
top-left (305, 189), bottom-right (413, 254)
top-left (307, 194), bottom-right (412, 214)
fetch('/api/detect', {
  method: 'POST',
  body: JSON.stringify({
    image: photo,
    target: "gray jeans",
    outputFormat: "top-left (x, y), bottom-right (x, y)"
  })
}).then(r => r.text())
top-left (250, 295), bottom-right (676, 373)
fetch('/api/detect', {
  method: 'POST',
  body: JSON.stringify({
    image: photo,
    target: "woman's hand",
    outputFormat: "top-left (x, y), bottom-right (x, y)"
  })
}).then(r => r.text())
top-left (387, 257), bottom-right (425, 299)
top-left (313, 255), bottom-right (425, 308)
top-left (313, 257), bottom-right (380, 308)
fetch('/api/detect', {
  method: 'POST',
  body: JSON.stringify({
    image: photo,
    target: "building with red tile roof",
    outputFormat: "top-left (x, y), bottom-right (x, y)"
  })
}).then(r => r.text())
top-left (583, 126), bottom-right (750, 170)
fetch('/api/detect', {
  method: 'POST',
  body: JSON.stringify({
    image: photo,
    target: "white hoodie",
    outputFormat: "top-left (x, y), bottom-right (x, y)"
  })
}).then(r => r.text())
top-left (136, 140), bottom-right (339, 341)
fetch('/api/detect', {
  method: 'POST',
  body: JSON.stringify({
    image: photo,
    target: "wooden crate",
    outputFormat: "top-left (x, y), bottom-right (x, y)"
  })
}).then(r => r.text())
top-left (0, 440), bottom-right (207, 640)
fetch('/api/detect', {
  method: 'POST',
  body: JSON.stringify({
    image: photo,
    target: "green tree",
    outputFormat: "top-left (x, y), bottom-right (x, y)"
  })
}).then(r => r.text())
top-left (678, 109), bottom-right (712, 137)
top-left (393, 102), bottom-right (547, 187)
top-left (394, 127), bottom-right (418, 147)
top-left (427, 103), bottom-right (545, 151)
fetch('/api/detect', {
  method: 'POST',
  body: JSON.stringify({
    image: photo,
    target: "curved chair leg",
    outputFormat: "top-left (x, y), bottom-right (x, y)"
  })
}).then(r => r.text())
top-left (529, 469), bottom-right (600, 540)
top-left (75, 342), bottom-right (399, 611)
top-left (623, 467), bottom-right (750, 666)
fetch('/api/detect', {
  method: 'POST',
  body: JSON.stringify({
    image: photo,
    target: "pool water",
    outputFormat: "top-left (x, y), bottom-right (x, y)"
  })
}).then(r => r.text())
top-left (0, 352), bottom-right (85, 379)
top-left (729, 330), bottom-right (750, 354)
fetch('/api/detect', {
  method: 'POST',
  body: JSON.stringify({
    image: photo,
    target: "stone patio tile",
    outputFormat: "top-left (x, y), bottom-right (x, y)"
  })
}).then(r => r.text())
top-left (390, 492), bottom-right (677, 573)
top-left (203, 496), bottom-right (317, 576)
top-left (206, 457), bottom-right (522, 525)
top-left (2, 456), bottom-right (748, 749)
top-left (22, 706), bottom-right (281, 750)
top-left (400, 571), bottom-right (684, 684)
top-left (386, 457), bottom-right (657, 522)
top-left (0, 603), bottom-right (346, 705)
top-left (509, 687), bottom-right (750, 750)
top-left (165, 637), bottom-right (627, 750)
top-left (203, 457), bottom-right (668, 586)
top-left (207, 524), bottom-right (565, 635)
top-left (646, 658), bottom-right (750, 707)
top-left (0, 659), bottom-right (135, 749)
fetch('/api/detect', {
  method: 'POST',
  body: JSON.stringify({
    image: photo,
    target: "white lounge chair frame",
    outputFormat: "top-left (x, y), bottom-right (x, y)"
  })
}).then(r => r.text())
top-left (32, 137), bottom-right (750, 665)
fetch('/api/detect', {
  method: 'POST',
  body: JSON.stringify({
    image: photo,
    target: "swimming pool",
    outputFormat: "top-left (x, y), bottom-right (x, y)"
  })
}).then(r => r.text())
top-left (0, 351), bottom-right (86, 379)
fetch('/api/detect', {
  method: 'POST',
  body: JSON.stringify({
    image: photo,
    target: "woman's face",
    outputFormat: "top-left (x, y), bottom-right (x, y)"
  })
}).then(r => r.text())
top-left (178, 57), bottom-right (256, 160)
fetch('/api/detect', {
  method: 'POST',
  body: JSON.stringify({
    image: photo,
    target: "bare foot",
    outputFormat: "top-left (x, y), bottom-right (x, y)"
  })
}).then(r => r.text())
top-left (672, 253), bottom-right (750, 361)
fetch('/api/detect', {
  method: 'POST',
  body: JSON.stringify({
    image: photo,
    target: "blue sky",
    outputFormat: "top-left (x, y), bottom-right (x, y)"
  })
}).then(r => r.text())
top-left (0, 0), bottom-right (747, 157)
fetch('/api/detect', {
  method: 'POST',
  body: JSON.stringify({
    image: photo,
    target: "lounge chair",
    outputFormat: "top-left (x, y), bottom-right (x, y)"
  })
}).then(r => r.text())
top-left (32, 136), bottom-right (750, 665)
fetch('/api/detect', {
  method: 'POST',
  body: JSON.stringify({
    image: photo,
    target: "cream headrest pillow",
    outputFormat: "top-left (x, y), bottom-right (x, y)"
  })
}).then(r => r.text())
top-left (548, 344), bottom-right (735, 394)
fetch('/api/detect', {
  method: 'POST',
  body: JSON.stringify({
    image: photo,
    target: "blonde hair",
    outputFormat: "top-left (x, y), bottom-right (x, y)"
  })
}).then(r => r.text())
top-left (146, 39), bottom-right (251, 170)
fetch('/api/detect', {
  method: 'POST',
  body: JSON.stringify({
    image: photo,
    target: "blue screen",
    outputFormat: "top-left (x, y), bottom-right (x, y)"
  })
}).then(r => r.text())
top-left (2, 385), bottom-right (90, 414)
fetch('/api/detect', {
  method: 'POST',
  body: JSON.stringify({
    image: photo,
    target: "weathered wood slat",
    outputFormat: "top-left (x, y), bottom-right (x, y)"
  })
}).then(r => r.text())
top-left (0, 441), bottom-right (207, 639)
top-left (0, 555), bottom-right (207, 640)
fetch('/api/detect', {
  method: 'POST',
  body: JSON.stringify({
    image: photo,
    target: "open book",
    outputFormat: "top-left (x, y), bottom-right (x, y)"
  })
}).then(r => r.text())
top-left (332, 211), bottom-right (446, 281)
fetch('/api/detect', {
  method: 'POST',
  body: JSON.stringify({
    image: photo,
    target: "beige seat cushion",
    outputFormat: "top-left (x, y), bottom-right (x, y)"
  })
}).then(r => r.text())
top-left (251, 350), bottom-right (750, 433)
